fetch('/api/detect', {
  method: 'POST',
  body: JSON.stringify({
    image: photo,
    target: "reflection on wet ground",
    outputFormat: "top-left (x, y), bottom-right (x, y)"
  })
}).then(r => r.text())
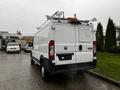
top-left (0, 51), bottom-right (120, 90)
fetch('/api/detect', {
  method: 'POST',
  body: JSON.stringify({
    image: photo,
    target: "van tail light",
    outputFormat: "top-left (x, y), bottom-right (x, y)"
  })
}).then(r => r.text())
top-left (49, 40), bottom-right (55, 60)
top-left (93, 41), bottom-right (96, 59)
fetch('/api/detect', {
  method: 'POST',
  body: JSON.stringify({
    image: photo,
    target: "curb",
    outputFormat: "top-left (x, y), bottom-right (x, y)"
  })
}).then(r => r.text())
top-left (87, 70), bottom-right (120, 87)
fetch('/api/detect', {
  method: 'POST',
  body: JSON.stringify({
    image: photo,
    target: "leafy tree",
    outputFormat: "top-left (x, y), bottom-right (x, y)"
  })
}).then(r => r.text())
top-left (96, 22), bottom-right (104, 51)
top-left (105, 18), bottom-right (116, 52)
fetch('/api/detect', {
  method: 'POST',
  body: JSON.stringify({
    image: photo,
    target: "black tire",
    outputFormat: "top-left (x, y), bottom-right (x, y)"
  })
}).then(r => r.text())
top-left (31, 59), bottom-right (34, 65)
top-left (41, 65), bottom-right (49, 81)
top-left (30, 53), bottom-right (34, 65)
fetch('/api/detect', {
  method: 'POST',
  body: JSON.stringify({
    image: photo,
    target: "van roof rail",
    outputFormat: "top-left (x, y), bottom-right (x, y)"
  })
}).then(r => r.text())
top-left (46, 11), bottom-right (90, 24)
top-left (37, 11), bottom-right (91, 30)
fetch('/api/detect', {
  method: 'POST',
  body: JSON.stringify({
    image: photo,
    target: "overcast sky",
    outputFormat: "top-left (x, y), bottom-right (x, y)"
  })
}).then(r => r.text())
top-left (0, 0), bottom-right (120, 35)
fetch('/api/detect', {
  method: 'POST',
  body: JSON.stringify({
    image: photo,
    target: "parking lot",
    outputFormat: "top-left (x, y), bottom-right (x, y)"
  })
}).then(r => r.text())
top-left (0, 51), bottom-right (120, 90)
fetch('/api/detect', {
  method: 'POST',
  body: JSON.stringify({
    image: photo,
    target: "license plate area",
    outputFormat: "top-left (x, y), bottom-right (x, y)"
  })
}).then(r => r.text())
top-left (56, 53), bottom-right (74, 61)
top-left (11, 48), bottom-right (16, 49)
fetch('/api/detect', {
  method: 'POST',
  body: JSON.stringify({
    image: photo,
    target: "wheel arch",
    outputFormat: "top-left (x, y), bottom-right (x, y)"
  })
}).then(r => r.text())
top-left (40, 55), bottom-right (44, 64)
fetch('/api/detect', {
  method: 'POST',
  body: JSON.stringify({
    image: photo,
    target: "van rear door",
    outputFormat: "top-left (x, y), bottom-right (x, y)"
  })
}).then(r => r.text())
top-left (75, 25), bottom-right (93, 63)
top-left (53, 23), bottom-right (76, 65)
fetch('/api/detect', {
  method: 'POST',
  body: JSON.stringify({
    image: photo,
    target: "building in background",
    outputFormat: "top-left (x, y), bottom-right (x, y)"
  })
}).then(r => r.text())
top-left (0, 31), bottom-right (9, 39)
top-left (0, 31), bottom-right (9, 50)
top-left (0, 30), bottom-right (34, 50)
top-left (116, 26), bottom-right (120, 47)
top-left (19, 36), bottom-right (33, 49)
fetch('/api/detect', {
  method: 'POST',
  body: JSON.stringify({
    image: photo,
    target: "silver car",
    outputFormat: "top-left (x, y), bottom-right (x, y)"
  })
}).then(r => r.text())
top-left (6, 42), bottom-right (21, 53)
top-left (24, 43), bottom-right (32, 52)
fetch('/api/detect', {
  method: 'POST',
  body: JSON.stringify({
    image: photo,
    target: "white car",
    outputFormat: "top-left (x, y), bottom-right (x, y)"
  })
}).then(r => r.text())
top-left (24, 44), bottom-right (32, 52)
top-left (31, 11), bottom-right (97, 80)
top-left (6, 42), bottom-right (21, 53)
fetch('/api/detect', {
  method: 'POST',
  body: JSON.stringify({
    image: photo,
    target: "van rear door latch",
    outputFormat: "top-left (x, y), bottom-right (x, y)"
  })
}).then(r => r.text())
top-left (79, 45), bottom-right (82, 51)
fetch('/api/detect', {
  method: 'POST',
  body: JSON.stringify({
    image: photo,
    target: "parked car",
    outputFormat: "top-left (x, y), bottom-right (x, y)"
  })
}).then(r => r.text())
top-left (24, 43), bottom-right (32, 52)
top-left (6, 42), bottom-right (21, 53)
top-left (31, 11), bottom-right (97, 80)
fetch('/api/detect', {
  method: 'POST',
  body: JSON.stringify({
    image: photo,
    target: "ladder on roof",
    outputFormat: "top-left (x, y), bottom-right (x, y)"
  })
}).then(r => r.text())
top-left (36, 11), bottom-right (97, 30)
top-left (46, 11), bottom-right (65, 20)
top-left (36, 11), bottom-right (65, 30)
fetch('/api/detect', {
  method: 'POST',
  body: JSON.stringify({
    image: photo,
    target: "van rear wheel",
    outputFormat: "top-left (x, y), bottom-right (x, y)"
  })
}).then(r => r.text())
top-left (31, 59), bottom-right (34, 65)
top-left (41, 65), bottom-right (49, 81)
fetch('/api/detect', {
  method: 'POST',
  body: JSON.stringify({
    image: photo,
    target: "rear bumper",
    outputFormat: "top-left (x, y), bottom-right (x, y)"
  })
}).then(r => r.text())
top-left (24, 49), bottom-right (31, 52)
top-left (45, 60), bottom-right (96, 75)
top-left (7, 49), bottom-right (20, 53)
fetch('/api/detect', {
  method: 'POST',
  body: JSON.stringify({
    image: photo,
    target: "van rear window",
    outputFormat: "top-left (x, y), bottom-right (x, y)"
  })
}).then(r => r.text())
top-left (78, 27), bottom-right (92, 43)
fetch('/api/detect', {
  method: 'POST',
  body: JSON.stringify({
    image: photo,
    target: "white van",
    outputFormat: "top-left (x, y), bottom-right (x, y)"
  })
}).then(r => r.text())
top-left (31, 11), bottom-right (96, 80)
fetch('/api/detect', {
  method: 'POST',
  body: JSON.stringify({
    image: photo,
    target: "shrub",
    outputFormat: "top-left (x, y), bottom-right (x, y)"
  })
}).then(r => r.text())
top-left (111, 46), bottom-right (120, 53)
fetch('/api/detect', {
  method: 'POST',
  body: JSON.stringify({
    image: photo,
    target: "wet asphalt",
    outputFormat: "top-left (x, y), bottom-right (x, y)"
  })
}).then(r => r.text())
top-left (0, 51), bottom-right (120, 90)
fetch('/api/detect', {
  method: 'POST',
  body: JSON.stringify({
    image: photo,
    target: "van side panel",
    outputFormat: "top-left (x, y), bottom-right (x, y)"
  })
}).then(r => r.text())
top-left (32, 23), bottom-right (51, 61)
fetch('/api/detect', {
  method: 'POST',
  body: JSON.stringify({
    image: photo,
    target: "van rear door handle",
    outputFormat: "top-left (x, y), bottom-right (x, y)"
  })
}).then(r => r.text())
top-left (79, 45), bottom-right (82, 51)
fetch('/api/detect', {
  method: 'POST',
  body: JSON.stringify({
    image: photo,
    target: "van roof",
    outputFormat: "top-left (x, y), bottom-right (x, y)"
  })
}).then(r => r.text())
top-left (47, 16), bottom-right (89, 24)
